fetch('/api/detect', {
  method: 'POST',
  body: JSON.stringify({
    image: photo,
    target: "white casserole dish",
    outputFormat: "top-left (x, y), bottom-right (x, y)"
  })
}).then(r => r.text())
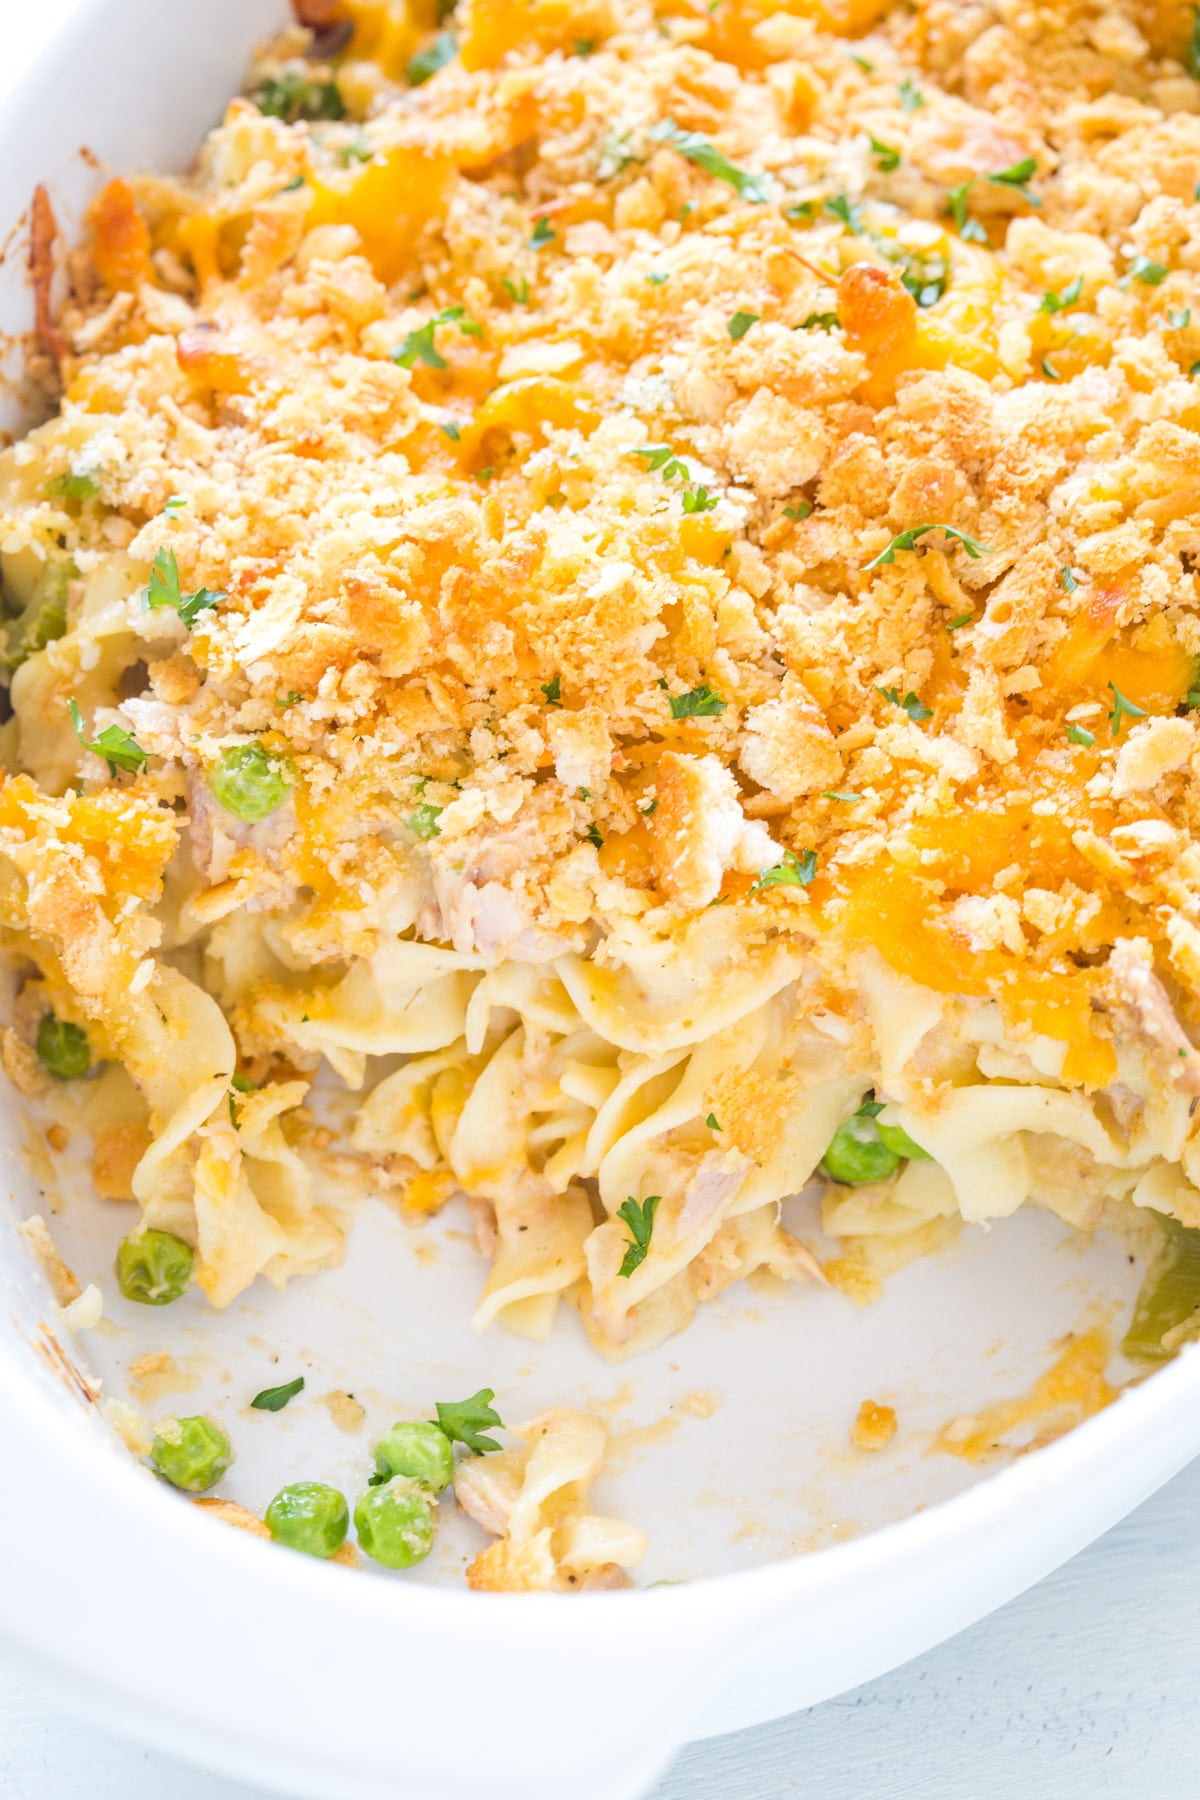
top-left (2, 5), bottom-right (1200, 1797)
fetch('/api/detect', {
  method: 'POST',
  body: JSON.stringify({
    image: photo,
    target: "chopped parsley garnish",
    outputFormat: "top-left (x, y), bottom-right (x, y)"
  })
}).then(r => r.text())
top-left (1124, 254), bottom-right (1169, 288)
top-left (435, 1389), bottom-right (504, 1454)
top-left (1191, 361), bottom-right (1200, 376)
top-left (1039, 276), bottom-right (1083, 314)
top-left (163, 495), bottom-right (188, 515)
top-left (668, 683), bottom-right (727, 718)
top-left (868, 135), bottom-right (900, 172)
top-left (783, 500), bottom-right (813, 520)
top-left (616, 1195), bottom-right (660, 1278)
top-left (578, 787), bottom-right (591, 799)
top-left (1042, 354), bottom-right (1062, 381)
top-left (946, 612), bottom-right (975, 630)
top-left (850, 54), bottom-right (874, 71)
top-left (785, 200), bottom-right (816, 221)
top-left (541, 675), bottom-right (563, 706)
top-left (407, 803), bottom-right (443, 839)
top-left (473, 467), bottom-right (494, 484)
top-left (822, 789), bottom-right (862, 801)
top-left (650, 120), bottom-right (769, 202)
top-left (824, 193), bottom-right (864, 235)
top-left (1059, 566), bottom-right (1081, 591)
top-left (754, 847), bottom-right (818, 888)
top-left (682, 484), bottom-right (719, 513)
top-left (863, 522), bottom-right (991, 571)
top-left (1168, 306), bottom-right (1192, 329)
top-left (945, 180), bottom-right (988, 243)
top-left (1065, 723), bottom-right (1096, 747)
top-left (503, 275), bottom-right (529, 305)
top-left (251, 1376), bottom-right (305, 1412)
top-left (706, 1112), bottom-right (721, 1130)
top-left (898, 76), bottom-right (924, 112)
top-left (585, 823), bottom-right (604, 849)
top-left (575, 37), bottom-right (596, 55)
top-left (530, 215), bottom-right (556, 248)
top-left (727, 310), bottom-right (759, 340)
top-left (877, 686), bottom-right (933, 722)
top-left (392, 306), bottom-right (480, 370)
top-left (252, 72), bottom-right (345, 124)
top-left (275, 690), bottom-right (301, 710)
top-left (646, 271), bottom-right (669, 285)
top-left (801, 311), bottom-right (838, 332)
top-left (440, 420), bottom-right (461, 441)
top-left (988, 157), bottom-right (1039, 205)
top-left (144, 546), bottom-right (225, 628)
top-left (899, 249), bottom-right (948, 308)
top-left (407, 30), bottom-right (456, 82)
top-left (1108, 682), bottom-right (1147, 737)
top-left (631, 444), bottom-right (689, 480)
top-left (68, 699), bottom-right (146, 777)
top-left (280, 175), bottom-right (306, 193)
top-left (45, 471), bottom-right (98, 502)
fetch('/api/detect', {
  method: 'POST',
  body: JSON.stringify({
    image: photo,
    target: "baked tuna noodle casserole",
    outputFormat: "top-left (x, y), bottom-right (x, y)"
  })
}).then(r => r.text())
top-left (7, 0), bottom-right (1200, 1365)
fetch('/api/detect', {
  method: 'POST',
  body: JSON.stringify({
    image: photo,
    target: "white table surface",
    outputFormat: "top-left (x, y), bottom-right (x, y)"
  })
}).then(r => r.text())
top-left (4, 1449), bottom-right (1198, 1799)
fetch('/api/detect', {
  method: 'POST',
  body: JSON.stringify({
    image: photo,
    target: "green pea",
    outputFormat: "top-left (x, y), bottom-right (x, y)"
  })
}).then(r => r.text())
top-left (209, 743), bottom-right (291, 822)
top-left (354, 1476), bottom-right (437, 1569)
top-left (115, 1229), bottom-right (194, 1305)
top-left (820, 1112), bottom-right (899, 1185)
top-left (265, 1481), bottom-right (349, 1558)
top-left (370, 1421), bottom-right (455, 1494)
top-left (35, 1013), bottom-right (91, 1080)
top-left (877, 1121), bottom-right (931, 1161)
top-left (151, 1415), bottom-right (232, 1492)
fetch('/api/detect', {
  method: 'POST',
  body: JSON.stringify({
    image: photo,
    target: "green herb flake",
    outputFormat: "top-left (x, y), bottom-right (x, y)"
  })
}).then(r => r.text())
top-left (863, 522), bottom-right (991, 571)
top-left (801, 311), bottom-right (838, 332)
top-left (251, 1376), bottom-right (305, 1412)
top-left (435, 1388), bottom-right (504, 1455)
top-left (988, 156), bottom-right (1040, 205)
top-left (877, 687), bottom-right (932, 723)
top-left (646, 271), bottom-right (669, 285)
top-left (144, 546), bottom-right (225, 629)
top-left (754, 847), bottom-right (818, 889)
top-left (824, 193), bottom-right (864, 235)
top-left (898, 76), bottom-right (924, 112)
top-left (440, 420), bottom-right (461, 441)
top-left (616, 1195), bottom-right (661, 1278)
top-left (1108, 681), bottom-right (1147, 737)
top-left (252, 72), bottom-right (345, 124)
top-left (530, 215), bottom-right (556, 248)
top-left (1168, 307), bottom-right (1192, 329)
top-left (1042, 353), bottom-right (1062, 381)
top-left (392, 305), bottom-right (480, 370)
top-left (585, 823), bottom-right (604, 849)
top-left (850, 54), bottom-right (874, 71)
top-left (682, 484), bottom-right (719, 513)
top-left (783, 500), bottom-right (813, 520)
top-left (822, 789), bottom-right (862, 801)
top-left (574, 37), bottom-right (596, 55)
top-left (1065, 722), bottom-right (1096, 747)
top-left (868, 134), bottom-right (900, 173)
top-left (45, 471), bottom-right (99, 502)
top-left (275, 690), bottom-right (301, 711)
top-left (640, 798), bottom-right (657, 816)
top-left (68, 699), bottom-right (147, 777)
top-left (541, 675), bottom-right (563, 707)
top-left (785, 200), bottom-right (815, 221)
top-left (946, 612), bottom-right (975, 631)
top-left (705, 1112), bottom-right (721, 1130)
top-left (631, 443), bottom-right (688, 481)
top-left (1059, 566), bottom-right (1081, 592)
top-left (727, 309), bottom-right (760, 341)
top-left (650, 120), bottom-right (769, 202)
top-left (668, 683), bottom-right (727, 719)
top-left (407, 803), bottom-right (443, 839)
top-left (1124, 254), bottom-right (1169, 288)
top-left (503, 275), bottom-right (530, 305)
top-left (1039, 275), bottom-right (1083, 314)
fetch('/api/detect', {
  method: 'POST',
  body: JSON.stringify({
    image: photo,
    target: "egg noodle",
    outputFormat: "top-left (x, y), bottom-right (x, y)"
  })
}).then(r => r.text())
top-left (5, 0), bottom-right (1200, 1377)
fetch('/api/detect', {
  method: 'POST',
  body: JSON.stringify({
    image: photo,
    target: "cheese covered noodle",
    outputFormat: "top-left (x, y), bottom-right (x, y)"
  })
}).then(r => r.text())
top-left (5, 0), bottom-right (1200, 1361)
